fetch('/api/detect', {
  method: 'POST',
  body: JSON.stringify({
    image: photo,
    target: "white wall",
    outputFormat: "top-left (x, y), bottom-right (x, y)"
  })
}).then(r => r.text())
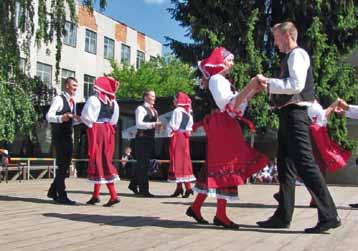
top-left (21, 1), bottom-right (163, 102)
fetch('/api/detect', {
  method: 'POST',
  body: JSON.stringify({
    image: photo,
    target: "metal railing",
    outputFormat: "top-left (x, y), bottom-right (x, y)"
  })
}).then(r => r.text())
top-left (7, 157), bottom-right (205, 181)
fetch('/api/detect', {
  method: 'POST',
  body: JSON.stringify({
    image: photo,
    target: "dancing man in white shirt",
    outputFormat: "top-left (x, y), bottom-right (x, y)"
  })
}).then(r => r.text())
top-left (46, 77), bottom-right (79, 205)
top-left (128, 90), bottom-right (162, 197)
top-left (256, 22), bottom-right (340, 233)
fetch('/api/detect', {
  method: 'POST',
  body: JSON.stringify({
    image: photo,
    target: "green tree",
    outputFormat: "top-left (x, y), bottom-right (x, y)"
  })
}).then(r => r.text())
top-left (0, 0), bottom-right (107, 143)
top-left (168, 0), bottom-right (358, 148)
top-left (111, 56), bottom-right (195, 99)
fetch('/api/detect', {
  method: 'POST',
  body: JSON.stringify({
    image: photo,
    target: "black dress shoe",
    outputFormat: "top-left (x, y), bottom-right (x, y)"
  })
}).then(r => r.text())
top-left (304, 217), bottom-right (341, 233)
top-left (213, 216), bottom-right (239, 230)
top-left (186, 207), bottom-right (209, 224)
top-left (170, 189), bottom-right (184, 197)
top-left (56, 197), bottom-right (76, 205)
top-left (103, 198), bottom-right (120, 207)
top-left (141, 192), bottom-right (155, 198)
top-left (257, 217), bottom-right (290, 228)
top-left (47, 184), bottom-right (58, 200)
top-left (128, 184), bottom-right (139, 194)
top-left (182, 189), bottom-right (194, 198)
top-left (349, 203), bottom-right (358, 208)
top-left (273, 192), bottom-right (280, 203)
top-left (86, 197), bottom-right (100, 205)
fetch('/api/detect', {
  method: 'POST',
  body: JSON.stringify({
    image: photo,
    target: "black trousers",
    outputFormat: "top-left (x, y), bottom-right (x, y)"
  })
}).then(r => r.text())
top-left (51, 135), bottom-right (73, 198)
top-left (130, 137), bottom-right (155, 193)
top-left (273, 105), bottom-right (338, 223)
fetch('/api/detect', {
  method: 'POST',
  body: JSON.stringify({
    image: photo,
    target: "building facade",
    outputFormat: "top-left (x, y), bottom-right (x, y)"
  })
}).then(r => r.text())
top-left (20, 2), bottom-right (162, 102)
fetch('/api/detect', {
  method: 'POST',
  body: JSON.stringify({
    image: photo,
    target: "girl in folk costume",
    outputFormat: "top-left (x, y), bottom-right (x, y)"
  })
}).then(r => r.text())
top-left (168, 92), bottom-right (196, 198)
top-left (81, 77), bottom-right (120, 207)
top-left (186, 47), bottom-right (269, 229)
top-left (273, 99), bottom-right (351, 207)
top-left (308, 100), bottom-right (351, 174)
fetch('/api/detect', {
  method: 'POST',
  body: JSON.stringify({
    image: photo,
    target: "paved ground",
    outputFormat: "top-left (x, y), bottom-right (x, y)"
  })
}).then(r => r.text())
top-left (1, 178), bottom-right (358, 251)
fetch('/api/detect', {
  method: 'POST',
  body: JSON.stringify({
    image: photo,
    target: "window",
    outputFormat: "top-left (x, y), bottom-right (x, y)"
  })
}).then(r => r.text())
top-left (104, 37), bottom-right (115, 60)
top-left (136, 50), bottom-right (145, 69)
top-left (36, 62), bottom-right (52, 86)
top-left (64, 21), bottom-right (77, 47)
top-left (84, 74), bottom-right (96, 99)
top-left (19, 58), bottom-right (26, 73)
top-left (61, 69), bottom-right (75, 91)
top-left (121, 44), bottom-right (131, 65)
top-left (15, 1), bottom-right (21, 28)
top-left (85, 29), bottom-right (97, 54)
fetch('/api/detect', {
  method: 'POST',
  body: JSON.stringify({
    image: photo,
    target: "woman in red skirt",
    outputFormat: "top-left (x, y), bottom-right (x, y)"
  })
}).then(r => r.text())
top-left (274, 99), bottom-right (351, 207)
top-left (81, 77), bottom-right (120, 207)
top-left (168, 92), bottom-right (196, 198)
top-left (186, 47), bottom-right (269, 229)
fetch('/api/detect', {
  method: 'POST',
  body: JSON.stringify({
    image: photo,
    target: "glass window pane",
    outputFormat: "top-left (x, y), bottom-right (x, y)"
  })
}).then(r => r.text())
top-left (83, 74), bottom-right (96, 99)
top-left (104, 37), bottom-right (115, 60)
top-left (121, 44), bottom-right (131, 65)
top-left (64, 21), bottom-right (77, 47)
top-left (136, 50), bottom-right (145, 69)
top-left (85, 29), bottom-right (97, 54)
top-left (36, 62), bottom-right (52, 86)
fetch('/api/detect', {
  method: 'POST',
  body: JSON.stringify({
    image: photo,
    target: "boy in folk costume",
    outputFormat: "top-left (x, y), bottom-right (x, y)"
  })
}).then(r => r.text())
top-left (81, 77), bottom-right (120, 207)
top-left (167, 92), bottom-right (196, 198)
top-left (186, 47), bottom-right (269, 229)
top-left (273, 99), bottom-right (351, 207)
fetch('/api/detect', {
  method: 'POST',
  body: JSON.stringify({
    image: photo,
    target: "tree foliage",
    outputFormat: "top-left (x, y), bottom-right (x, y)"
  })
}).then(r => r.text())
top-left (0, 0), bottom-right (107, 143)
top-left (111, 56), bottom-right (195, 99)
top-left (168, 0), bottom-right (358, 148)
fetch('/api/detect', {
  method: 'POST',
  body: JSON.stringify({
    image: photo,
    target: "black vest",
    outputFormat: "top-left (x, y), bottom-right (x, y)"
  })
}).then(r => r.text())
top-left (270, 48), bottom-right (315, 108)
top-left (97, 100), bottom-right (115, 122)
top-left (52, 95), bottom-right (73, 138)
top-left (179, 111), bottom-right (190, 130)
top-left (136, 105), bottom-right (158, 138)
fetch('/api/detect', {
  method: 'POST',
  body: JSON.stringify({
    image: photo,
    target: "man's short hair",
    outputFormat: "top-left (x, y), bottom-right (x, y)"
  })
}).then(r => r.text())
top-left (143, 90), bottom-right (154, 99)
top-left (64, 77), bottom-right (78, 86)
top-left (271, 22), bottom-right (298, 42)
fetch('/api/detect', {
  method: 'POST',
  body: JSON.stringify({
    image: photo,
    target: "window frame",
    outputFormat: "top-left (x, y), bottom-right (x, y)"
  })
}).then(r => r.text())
top-left (85, 29), bottom-right (97, 55)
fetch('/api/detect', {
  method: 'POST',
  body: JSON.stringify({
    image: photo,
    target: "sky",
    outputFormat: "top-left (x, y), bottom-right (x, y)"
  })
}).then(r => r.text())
top-left (100, 0), bottom-right (193, 55)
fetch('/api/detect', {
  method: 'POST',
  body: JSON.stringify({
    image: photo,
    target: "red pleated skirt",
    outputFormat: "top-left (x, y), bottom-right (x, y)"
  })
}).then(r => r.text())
top-left (168, 131), bottom-right (196, 183)
top-left (310, 124), bottom-right (351, 173)
top-left (87, 123), bottom-right (119, 183)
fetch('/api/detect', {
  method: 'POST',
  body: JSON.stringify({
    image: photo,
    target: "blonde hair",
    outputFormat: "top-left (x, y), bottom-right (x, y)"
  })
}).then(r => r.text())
top-left (271, 22), bottom-right (298, 42)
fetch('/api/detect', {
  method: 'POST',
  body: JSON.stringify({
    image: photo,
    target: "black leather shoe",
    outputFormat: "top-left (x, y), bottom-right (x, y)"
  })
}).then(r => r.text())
top-left (170, 189), bottom-right (184, 197)
top-left (349, 203), bottom-right (358, 208)
top-left (103, 198), bottom-right (120, 207)
top-left (186, 207), bottom-right (209, 224)
top-left (273, 192), bottom-right (280, 203)
top-left (304, 217), bottom-right (341, 233)
top-left (128, 184), bottom-right (139, 194)
top-left (213, 216), bottom-right (239, 230)
top-left (56, 197), bottom-right (76, 205)
top-left (86, 197), bottom-right (100, 205)
top-left (257, 217), bottom-right (290, 228)
top-left (47, 184), bottom-right (58, 200)
top-left (141, 192), bottom-right (155, 198)
top-left (182, 189), bottom-right (194, 198)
